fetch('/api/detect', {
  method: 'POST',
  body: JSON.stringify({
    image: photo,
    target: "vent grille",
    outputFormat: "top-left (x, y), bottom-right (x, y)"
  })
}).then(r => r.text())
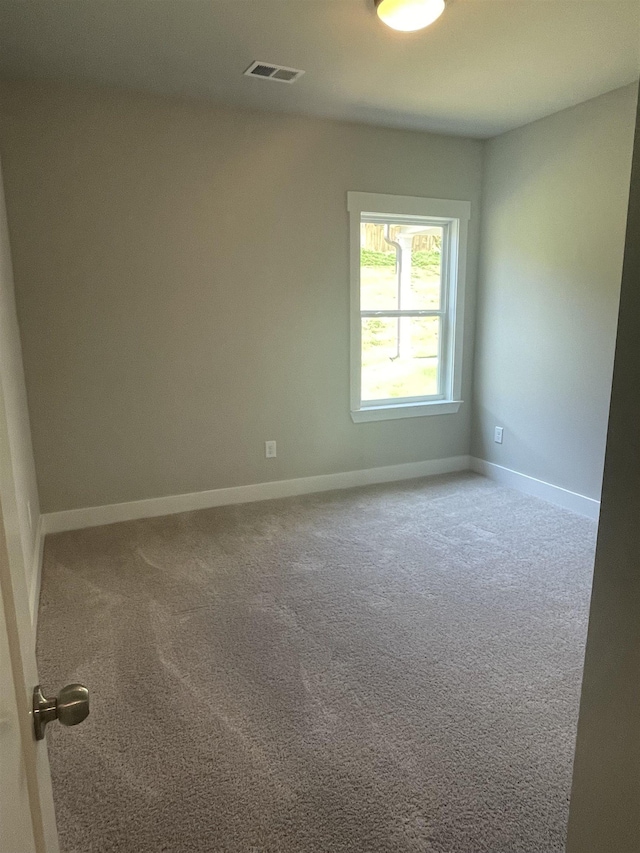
top-left (244, 61), bottom-right (305, 84)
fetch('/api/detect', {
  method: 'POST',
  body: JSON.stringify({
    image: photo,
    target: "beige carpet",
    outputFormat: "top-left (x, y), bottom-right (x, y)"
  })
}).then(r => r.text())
top-left (37, 472), bottom-right (596, 853)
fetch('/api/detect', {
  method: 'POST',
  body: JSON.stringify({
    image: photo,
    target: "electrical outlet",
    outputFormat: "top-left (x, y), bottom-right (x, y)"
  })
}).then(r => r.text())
top-left (265, 440), bottom-right (277, 458)
top-left (494, 426), bottom-right (504, 444)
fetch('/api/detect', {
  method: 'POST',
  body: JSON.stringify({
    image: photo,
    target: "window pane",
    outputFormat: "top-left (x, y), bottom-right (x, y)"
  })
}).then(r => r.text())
top-left (360, 222), bottom-right (442, 311)
top-left (361, 316), bottom-right (439, 402)
top-left (360, 223), bottom-right (398, 310)
top-left (408, 226), bottom-right (442, 310)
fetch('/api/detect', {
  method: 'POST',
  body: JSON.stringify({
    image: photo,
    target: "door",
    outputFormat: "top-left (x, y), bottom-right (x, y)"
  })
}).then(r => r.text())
top-left (0, 543), bottom-right (37, 853)
top-left (566, 91), bottom-right (640, 852)
top-left (0, 345), bottom-right (59, 851)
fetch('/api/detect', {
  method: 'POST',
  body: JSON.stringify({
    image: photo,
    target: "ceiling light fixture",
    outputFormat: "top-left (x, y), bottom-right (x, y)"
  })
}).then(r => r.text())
top-left (375, 0), bottom-right (445, 32)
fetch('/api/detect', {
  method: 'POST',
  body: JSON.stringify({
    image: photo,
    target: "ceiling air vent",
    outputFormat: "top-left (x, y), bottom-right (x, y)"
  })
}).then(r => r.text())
top-left (244, 61), bottom-right (305, 84)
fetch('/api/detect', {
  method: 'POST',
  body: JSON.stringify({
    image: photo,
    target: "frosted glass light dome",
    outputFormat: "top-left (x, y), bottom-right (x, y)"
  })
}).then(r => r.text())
top-left (376, 0), bottom-right (446, 32)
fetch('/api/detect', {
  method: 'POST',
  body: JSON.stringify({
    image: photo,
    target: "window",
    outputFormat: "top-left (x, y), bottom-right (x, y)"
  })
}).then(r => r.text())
top-left (348, 192), bottom-right (470, 422)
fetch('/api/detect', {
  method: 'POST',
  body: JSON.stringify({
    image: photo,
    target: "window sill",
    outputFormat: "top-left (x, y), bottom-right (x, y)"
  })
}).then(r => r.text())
top-left (350, 400), bottom-right (463, 423)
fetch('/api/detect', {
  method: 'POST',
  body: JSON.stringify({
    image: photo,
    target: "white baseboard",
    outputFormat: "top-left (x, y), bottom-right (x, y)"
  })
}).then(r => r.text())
top-left (42, 455), bottom-right (471, 534)
top-left (29, 515), bottom-right (44, 635)
top-left (470, 457), bottom-right (600, 520)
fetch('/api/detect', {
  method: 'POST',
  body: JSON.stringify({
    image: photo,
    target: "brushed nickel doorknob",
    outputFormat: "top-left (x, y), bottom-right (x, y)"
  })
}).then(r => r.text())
top-left (33, 683), bottom-right (90, 740)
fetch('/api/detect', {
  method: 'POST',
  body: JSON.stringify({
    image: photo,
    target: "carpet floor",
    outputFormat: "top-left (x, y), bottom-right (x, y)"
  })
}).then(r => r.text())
top-left (37, 473), bottom-right (596, 853)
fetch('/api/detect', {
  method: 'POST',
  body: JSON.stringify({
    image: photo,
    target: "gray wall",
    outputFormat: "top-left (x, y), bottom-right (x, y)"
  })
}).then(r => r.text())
top-left (0, 81), bottom-right (482, 513)
top-left (567, 90), bottom-right (640, 853)
top-left (0, 153), bottom-right (40, 603)
top-left (472, 84), bottom-right (638, 500)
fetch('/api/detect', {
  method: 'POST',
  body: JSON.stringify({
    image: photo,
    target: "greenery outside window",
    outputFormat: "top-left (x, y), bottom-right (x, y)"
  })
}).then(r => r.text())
top-left (348, 192), bottom-right (470, 422)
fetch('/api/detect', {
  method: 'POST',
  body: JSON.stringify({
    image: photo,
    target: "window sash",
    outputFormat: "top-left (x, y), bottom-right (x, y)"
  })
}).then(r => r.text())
top-left (360, 314), bottom-right (445, 404)
top-left (360, 313), bottom-right (445, 399)
top-left (359, 219), bottom-right (450, 315)
top-left (360, 310), bottom-right (443, 319)
top-left (361, 392), bottom-right (446, 407)
top-left (361, 214), bottom-right (452, 228)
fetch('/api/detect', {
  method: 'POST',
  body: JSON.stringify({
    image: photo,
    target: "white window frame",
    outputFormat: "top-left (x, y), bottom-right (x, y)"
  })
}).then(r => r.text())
top-left (348, 192), bottom-right (470, 423)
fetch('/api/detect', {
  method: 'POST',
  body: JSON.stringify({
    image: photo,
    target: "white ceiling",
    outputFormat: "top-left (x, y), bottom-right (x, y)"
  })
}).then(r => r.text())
top-left (0, 0), bottom-right (637, 138)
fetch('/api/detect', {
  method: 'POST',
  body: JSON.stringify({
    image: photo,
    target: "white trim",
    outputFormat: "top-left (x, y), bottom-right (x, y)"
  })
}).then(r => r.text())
top-left (351, 400), bottom-right (462, 422)
top-left (347, 192), bottom-right (471, 221)
top-left (37, 456), bottom-right (599, 543)
top-left (470, 458), bottom-right (601, 520)
top-left (41, 456), bottom-right (472, 534)
top-left (28, 514), bottom-right (44, 636)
